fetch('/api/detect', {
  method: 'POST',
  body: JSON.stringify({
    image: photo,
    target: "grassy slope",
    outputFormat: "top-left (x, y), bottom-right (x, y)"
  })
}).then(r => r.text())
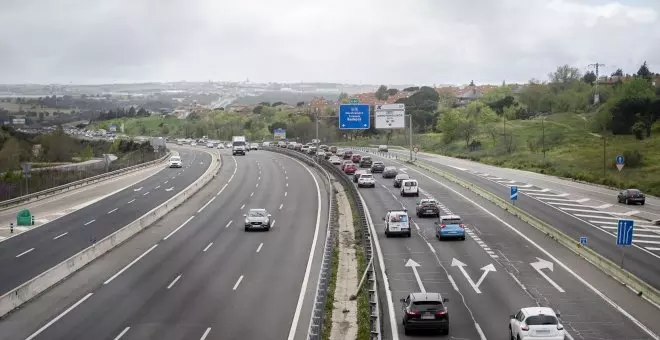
top-left (90, 116), bottom-right (187, 136)
top-left (0, 102), bottom-right (74, 114)
top-left (368, 112), bottom-right (660, 195)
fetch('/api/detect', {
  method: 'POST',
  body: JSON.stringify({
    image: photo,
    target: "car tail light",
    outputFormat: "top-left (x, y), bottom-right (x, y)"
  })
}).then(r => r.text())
top-left (440, 224), bottom-right (446, 229)
top-left (521, 325), bottom-right (529, 331)
top-left (459, 224), bottom-right (465, 229)
top-left (435, 309), bottom-right (447, 316)
top-left (406, 309), bottom-right (420, 317)
top-left (557, 325), bottom-right (564, 330)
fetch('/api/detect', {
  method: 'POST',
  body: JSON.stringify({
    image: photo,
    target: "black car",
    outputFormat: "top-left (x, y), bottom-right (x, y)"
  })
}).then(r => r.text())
top-left (400, 292), bottom-right (449, 335)
top-left (416, 199), bottom-right (440, 217)
top-left (393, 173), bottom-right (410, 188)
top-left (617, 189), bottom-right (645, 205)
top-left (382, 166), bottom-right (398, 178)
top-left (359, 156), bottom-right (373, 168)
top-left (371, 161), bottom-right (385, 173)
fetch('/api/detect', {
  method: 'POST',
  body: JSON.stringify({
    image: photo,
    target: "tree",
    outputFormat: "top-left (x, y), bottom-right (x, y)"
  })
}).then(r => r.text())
top-left (469, 80), bottom-right (475, 87)
top-left (612, 69), bottom-right (624, 77)
top-left (253, 105), bottom-right (264, 114)
top-left (386, 88), bottom-right (399, 96)
top-left (548, 64), bottom-right (582, 91)
top-left (137, 107), bottom-right (148, 116)
top-left (79, 145), bottom-right (94, 161)
top-left (258, 101), bottom-right (271, 107)
top-left (296, 101), bottom-right (305, 107)
top-left (0, 137), bottom-right (22, 171)
top-left (375, 85), bottom-right (388, 100)
top-left (403, 87), bottom-right (419, 92)
top-left (637, 61), bottom-right (651, 78)
top-left (583, 71), bottom-right (597, 85)
top-left (128, 106), bottom-right (136, 117)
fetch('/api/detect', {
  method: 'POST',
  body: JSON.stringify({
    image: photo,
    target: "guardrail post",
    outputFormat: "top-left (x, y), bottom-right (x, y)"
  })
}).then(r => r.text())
top-left (10, 223), bottom-right (13, 234)
top-left (31, 215), bottom-right (35, 226)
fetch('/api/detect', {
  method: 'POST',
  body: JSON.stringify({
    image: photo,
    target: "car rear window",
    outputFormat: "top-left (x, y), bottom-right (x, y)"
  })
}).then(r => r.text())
top-left (362, 156), bottom-right (371, 161)
top-left (390, 214), bottom-right (408, 222)
top-left (361, 174), bottom-right (373, 178)
top-left (170, 157), bottom-right (181, 161)
top-left (526, 315), bottom-right (558, 325)
top-left (422, 201), bottom-right (436, 207)
top-left (628, 189), bottom-right (641, 194)
top-left (404, 181), bottom-right (417, 187)
top-left (442, 218), bottom-right (462, 225)
top-left (397, 174), bottom-right (410, 180)
top-left (412, 301), bottom-right (443, 311)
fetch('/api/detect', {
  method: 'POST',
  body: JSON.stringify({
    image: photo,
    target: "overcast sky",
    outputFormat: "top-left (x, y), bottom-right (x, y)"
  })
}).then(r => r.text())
top-left (1, 0), bottom-right (659, 85)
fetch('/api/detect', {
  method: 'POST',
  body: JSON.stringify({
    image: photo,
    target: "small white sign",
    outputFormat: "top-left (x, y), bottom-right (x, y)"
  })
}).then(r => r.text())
top-left (375, 104), bottom-right (405, 129)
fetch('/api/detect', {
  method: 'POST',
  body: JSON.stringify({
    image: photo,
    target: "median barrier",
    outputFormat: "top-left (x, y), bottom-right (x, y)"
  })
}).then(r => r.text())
top-left (0, 150), bottom-right (222, 318)
top-left (401, 157), bottom-right (660, 307)
top-left (0, 152), bottom-right (172, 211)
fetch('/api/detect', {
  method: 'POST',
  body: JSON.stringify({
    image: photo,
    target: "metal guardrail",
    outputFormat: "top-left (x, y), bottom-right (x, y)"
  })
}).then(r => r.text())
top-left (264, 147), bottom-right (381, 340)
top-left (0, 152), bottom-right (171, 211)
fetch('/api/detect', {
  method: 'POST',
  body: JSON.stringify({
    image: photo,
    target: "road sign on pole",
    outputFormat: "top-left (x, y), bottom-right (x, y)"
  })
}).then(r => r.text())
top-left (579, 236), bottom-right (588, 245)
top-left (510, 186), bottom-right (518, 201)
top-left (375, 103), bottom-right (405, 129)
top-left (616, 155), bottom-right (625, 171)
top-left (616, 219), bottom-right (634, 246)
top-left (349, 98), bottom-right (359, 104)
top-left (273, 128), bottom-right (286, 140)
top-left (338, 104), bottom-right (370, 130)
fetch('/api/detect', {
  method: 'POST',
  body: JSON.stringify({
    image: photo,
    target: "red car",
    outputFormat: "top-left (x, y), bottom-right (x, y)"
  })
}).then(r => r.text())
top-left (351, 154), bottom-right (362, 163)
top-left (344, 164), bottom-right (357, 174)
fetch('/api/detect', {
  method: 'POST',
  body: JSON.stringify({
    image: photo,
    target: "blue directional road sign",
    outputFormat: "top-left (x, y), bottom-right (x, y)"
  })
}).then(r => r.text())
top-left (616, 155), bottom-right (625, 165)
top-left (510, 186), bottom-right (518, 201)
top-left (339, 104), bottom-right (370, 130)
top-left (616, 219), bottom-right (634, 246)
top-left (579, 236), bottom-right (588, 245)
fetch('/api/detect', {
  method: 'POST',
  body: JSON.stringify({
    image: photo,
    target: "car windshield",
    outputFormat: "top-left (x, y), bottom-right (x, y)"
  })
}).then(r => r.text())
top-left (233, 141), bottom-right (246, 146)
top-left (412, 301), bottom-right (443, 311)
top-left (442, 218), bottom-right (462, 225)
top-left (526, 315), bottom-right (558, 325)
top-left (248, 210), bottom-right (268, 217)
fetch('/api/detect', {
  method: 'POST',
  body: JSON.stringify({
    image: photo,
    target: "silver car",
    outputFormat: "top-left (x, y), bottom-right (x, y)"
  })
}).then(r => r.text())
top-left (244, 208), bottom-right (272, 231)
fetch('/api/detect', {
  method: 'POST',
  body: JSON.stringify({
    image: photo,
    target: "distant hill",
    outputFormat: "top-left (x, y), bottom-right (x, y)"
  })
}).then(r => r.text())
top-left (231, 91), bottom-right (342, 106)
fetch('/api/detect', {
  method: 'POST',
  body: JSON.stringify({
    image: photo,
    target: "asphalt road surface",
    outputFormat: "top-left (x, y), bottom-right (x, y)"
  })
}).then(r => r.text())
top-left (0, 149), bottom-right (329, 340)
top-left (357, 147), bottom-right (660, 292)
top-left (0, 147), bottom-right (212, 295)
top-left (337, 154), bottom-right (659, 340)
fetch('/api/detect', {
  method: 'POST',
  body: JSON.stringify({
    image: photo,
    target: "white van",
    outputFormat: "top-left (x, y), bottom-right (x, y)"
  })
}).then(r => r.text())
top-left (384, 210), bottom-right (411, 237)
top-left (169, 156), bottom-right (182, 168)
top-left (400, 179), bottom-right (419, 197)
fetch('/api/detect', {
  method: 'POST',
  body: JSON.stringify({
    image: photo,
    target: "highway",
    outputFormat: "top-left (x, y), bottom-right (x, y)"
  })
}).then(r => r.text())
top-left (357, 147), bottom-right (660, 292)
top-left (0, 149), bottom-right (329, 340)
top-left (0, 147), bottom-right (212, 295)
top-left (342, 153), bottom-right (660, 339)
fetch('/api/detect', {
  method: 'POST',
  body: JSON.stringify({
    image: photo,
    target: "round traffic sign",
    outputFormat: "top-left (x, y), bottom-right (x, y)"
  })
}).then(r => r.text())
top-left (616, 155), bottom-right (624, 165)
top-left (413, 147), bottom-right (420, 153)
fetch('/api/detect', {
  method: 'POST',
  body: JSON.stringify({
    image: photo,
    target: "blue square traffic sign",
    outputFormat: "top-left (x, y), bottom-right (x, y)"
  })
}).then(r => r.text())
top-left (339, 104), bottom-right (370, 130)
top-left (510, 186), bottom-right (518, 201)
top-left (616, 219), bottom-right (634, 246)
top-left (579, 236), bottom-right (588, 245)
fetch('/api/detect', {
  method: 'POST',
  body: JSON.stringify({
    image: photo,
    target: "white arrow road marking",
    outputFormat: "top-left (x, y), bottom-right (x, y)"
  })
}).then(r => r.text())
top-left (450, 258), bottom-right (496, 294)
top-left (165, 187), bottom-right (174, 192)
top-left (405, 259), bottom-right (425, 293)
top-left (133, 187), bottom-right (143, 192)
top-left (530, 258), bottom-right (565, 292)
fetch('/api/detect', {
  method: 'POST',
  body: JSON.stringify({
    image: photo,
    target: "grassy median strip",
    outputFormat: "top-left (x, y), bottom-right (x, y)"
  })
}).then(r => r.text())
top-left (348, 195), bottom-right (371, 340)
top-left (322, 246), bottom-right (339, 340)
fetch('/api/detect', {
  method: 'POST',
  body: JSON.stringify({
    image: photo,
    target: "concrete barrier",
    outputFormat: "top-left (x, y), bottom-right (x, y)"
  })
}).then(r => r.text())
top-left (0, 150), bottom-right (222, 318)
top-left (405, 158), bottom-right (660, 307)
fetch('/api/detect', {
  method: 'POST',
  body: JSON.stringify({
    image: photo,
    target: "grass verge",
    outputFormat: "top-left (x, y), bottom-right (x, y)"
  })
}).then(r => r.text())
top-left (347, 194), bottom-right (371, 340)
top-left (321, 245), bottom-right (339, 340)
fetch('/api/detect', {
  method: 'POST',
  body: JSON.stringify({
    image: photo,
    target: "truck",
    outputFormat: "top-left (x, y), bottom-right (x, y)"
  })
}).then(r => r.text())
top-left (232, 136), bottom-right (247, 155)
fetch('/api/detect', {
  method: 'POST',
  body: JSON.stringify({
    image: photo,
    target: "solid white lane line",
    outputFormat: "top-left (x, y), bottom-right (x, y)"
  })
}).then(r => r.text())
top-left (279, 203), bottom-right (284, 210)
top-left (53, 232), bottom-right (68, 240)
top-left (200, 328), bottom-right (212, 340)
top-left (143, 192), bottom-right (150, 196)
top-left (241, 204), bottom-right (245, 210)
top-left (286, 157), bottom-right (323, 340)
top-left (108, 208), bottom-right (118, 214)
top-left (270, 220), bottom-right (276, 229)
top-left (163, 216), bottom-right (195, 240)
top-left (233, 275), bottom-right (244, 290)
top-left (84, 219), bottom-right (95, 226)
top-left (127, 199), bottom-right (135, 204)
top-left (197, 196), bottom-right (216, 213)
top-left (25, 293), bottom-right (94, 340)
top-left (167, 274), bottom-right (182, 289)
top-left (203, 242), bottom-right (214, 252)
top-left (475, 323), bottom-right (487, 340)
top-left (16, 248), bottom-right (35, 258)
top-left (103, 244), bottom-right (158, 285)
top-left (225, 220), bottom-right (233, 228)
top-left (250, 192), bottom-right (254, 197)
top-left (256, 243), bottom-right (263, 253)
top-left (113, 326), bottom-right (130, 340)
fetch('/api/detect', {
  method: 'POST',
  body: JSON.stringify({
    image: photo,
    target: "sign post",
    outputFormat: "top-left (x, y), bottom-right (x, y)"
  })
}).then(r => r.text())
top-left (510, 186), bottom-right (518, 205)
top-left (338, 104), bottom-right (370, 130)
top-left (615, 155), bottom-right (625, 171)
top-left (20, 163), bottom-right (31, 195)
top-left (616, 219), bottom-right (634, 269)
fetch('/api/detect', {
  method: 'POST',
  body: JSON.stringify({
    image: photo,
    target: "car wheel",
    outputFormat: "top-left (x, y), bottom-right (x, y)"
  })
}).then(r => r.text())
top-left (625, 199), bottom-right (629, 205)
top-left (407, 232), bottom-right (411, 238)
top-left (442, 328), bottom-right (449, 335)
top-left (641, 201), bottom-right (645, 205)
top-left (244, 226), bottom-right (249, 231)
top-left (404, 327), bottom-right (410, 335)
top-left (461, 236), bottom-right (466, 240)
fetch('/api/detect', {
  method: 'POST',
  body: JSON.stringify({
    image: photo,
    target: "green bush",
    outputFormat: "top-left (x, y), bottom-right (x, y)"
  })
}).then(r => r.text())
top-left (623, 149), bottom-right (643, 168)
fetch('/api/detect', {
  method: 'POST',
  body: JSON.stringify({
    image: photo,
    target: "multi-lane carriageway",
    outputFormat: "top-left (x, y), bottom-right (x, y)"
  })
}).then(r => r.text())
top-left (346, 150), bottom-right (660, 340)
top-left (0, 147), bottom-right (329, 340)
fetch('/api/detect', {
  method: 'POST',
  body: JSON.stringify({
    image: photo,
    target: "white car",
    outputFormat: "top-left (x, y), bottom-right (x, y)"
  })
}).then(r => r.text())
top-left (383, 210), bottom-right (411, 237)
top-left (206, 142), bottom-right (214, 148)
top-left (217, 144), bottom-right (224, 149)
top-left (329, 156), bottom-right (342, 165)
top-left (250, 143), bottom-right (259, 150)
top-left (509, 307), bottom-right (565, 340)
top-left (400, 179), bottom-right (419, 197)
top-left (191, 142), bottom-right (197, 146)
top-left (357, 173), bottom-right (376, 188)
top-left (378, 144), bottom-right (388, 152)
top-left (168, 156), bottom-right (182, 168)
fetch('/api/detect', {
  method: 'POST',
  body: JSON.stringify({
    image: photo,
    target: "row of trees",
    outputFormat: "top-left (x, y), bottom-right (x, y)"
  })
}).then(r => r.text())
top-left (96, 106), bottom-right (151, 121)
